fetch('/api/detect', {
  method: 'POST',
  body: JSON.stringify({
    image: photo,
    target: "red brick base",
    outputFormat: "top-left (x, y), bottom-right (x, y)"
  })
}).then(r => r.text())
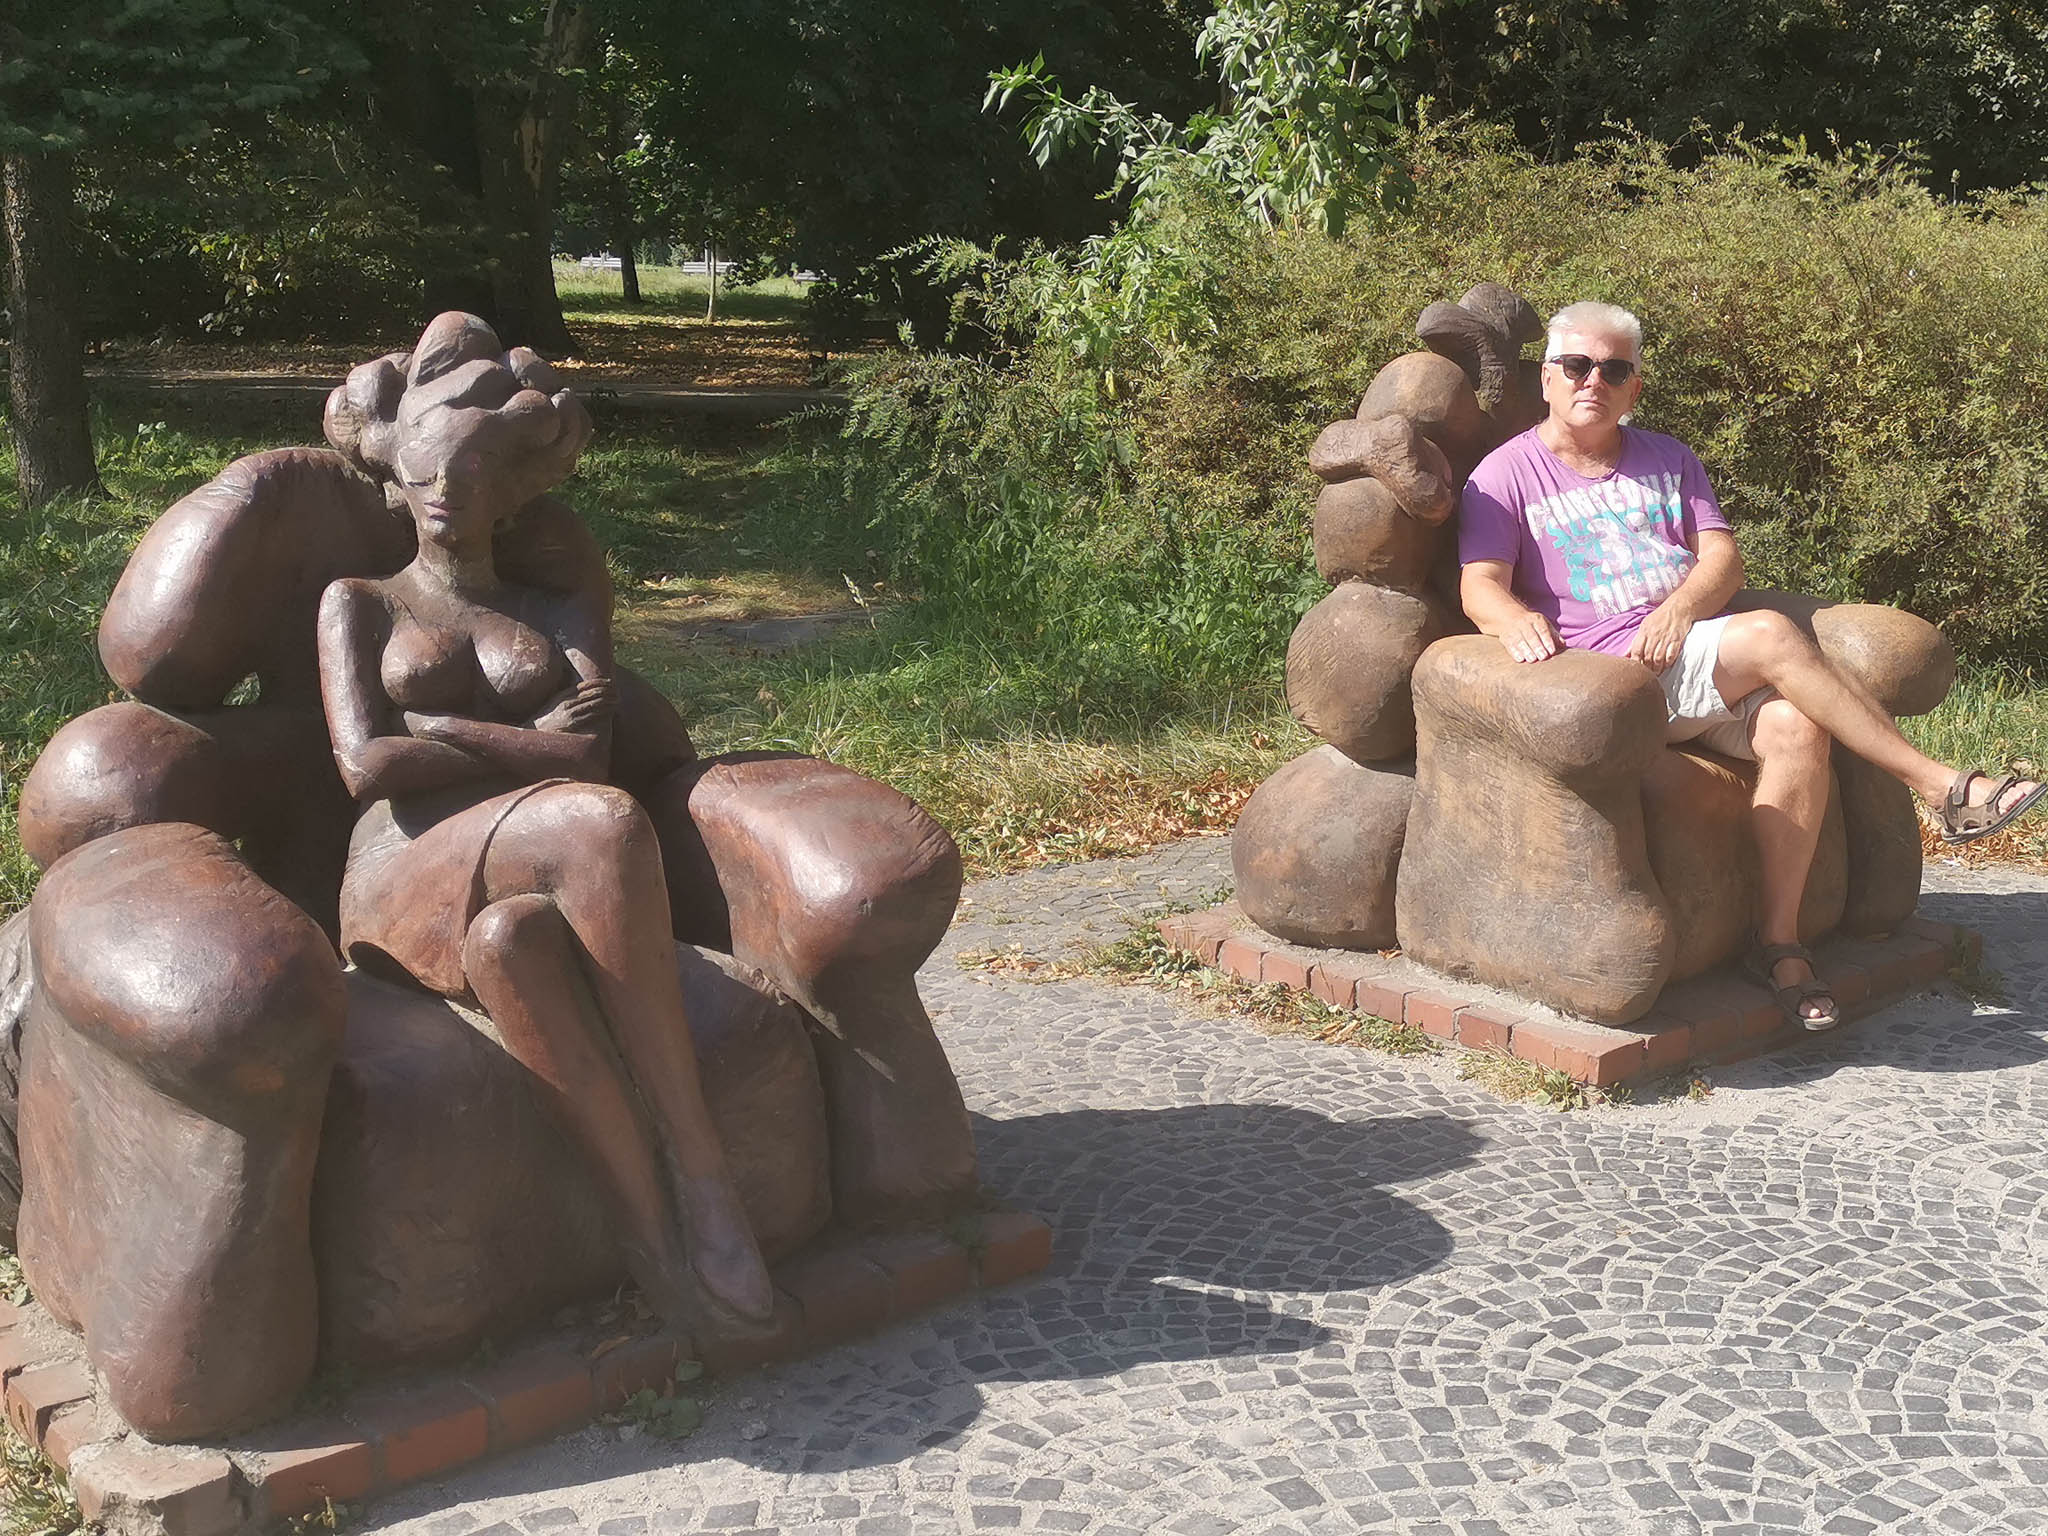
top-left (1156, 904), bottom-right (1974, 1089)
top-left (1, 1208), bottom-right (1053, 1534)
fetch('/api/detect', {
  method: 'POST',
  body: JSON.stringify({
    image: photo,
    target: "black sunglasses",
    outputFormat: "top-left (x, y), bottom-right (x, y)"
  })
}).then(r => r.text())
top-left (1547, 354), bottom-right (1638, 386)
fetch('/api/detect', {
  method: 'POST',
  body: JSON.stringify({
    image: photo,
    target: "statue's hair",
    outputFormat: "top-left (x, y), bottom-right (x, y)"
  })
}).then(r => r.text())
top-left (323, 312), bottom-right (593, 498)
top-left (1545, 301), bottom-right (1644, 362)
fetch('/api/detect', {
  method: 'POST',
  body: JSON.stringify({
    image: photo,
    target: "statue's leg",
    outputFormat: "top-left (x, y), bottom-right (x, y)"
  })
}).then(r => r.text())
top-left (476, 783), bottom-right (772, 1326)
top-left (461, 894), bottom-right (698, 1323)
top-left (642, 754), bottom-right (979, 1229)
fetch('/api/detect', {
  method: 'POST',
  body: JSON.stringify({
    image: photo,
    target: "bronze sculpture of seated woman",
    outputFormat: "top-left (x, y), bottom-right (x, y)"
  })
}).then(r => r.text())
top-left (2, 311), bottom-right (980, 1441)
top-left (315, 315), bottom-right (771, 1331)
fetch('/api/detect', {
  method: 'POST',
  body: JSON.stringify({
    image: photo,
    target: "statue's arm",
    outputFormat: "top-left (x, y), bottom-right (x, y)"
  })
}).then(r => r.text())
top-left (316, 579), bottom-right (492, 800)
top-left (396, 591), bottom-right (614, 784)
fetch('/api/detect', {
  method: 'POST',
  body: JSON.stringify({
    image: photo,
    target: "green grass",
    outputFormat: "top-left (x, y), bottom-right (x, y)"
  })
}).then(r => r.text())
top-left (552, 261), bottom-right (811, 324)
top-left (0, 400), bottom-right (1296, 918)
top-left (11, 387), bottom-right (2048, 927)
top-left (0, 1423), bottom-right (82, 1536)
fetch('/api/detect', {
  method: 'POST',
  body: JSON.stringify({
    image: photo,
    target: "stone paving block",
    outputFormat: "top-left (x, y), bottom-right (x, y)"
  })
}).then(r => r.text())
top-left (461, 1342), bottom-right (594, 1451)
top-left (973, 1210), bottom-right (1054, 1290)
top-left (1904, 915), bottom-right (1980, 968)
top-left (1170, 904), bottom-right (1238, 966)
top-left (1870, 933), bottom-right (1947, 993)
top-left (70, 1439), bottom-right (242, 1536)
top-left (591, 1334), bottom-right (691, 1409)
top-left (5, 1357), bottom-right (92, 1444)
top-left (864, 1230), bottom-right (976, 1319)
top-left (243, 1419), bottom-right (378, 1521)
top-left (1403, 988), bottom-right (1462, 1041)
top-left (1630, 1014), bottom-right (1695, 1079)
top-left (348, 1381), bottom-right (490, 1488)
top-left (777, 1245), bottom-right (895, 1347)
top-left (0, 1326), bottom-right (58, 1385)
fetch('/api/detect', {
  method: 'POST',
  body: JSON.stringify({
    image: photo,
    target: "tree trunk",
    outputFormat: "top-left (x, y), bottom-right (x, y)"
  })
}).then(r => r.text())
top-left (605, 96), bottom-right (641, 305)
top-left (705, 243), bottom-right (717, 322)
top-left (2, 150), bottom-right (99, 508)
top-left (475, 0), bottom-right (590, 357)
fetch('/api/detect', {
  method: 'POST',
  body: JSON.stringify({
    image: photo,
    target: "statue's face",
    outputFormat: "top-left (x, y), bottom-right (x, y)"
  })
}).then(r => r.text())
top-left (391, 406), bottom-right (528, 549)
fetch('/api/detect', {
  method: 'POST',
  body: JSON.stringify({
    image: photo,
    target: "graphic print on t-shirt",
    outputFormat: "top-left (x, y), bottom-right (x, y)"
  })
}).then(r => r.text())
top-left (1524, 470), bottom-right (1696, 620)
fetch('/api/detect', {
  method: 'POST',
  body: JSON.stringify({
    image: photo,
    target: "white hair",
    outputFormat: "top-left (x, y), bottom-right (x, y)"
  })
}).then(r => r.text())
top-left (1546, 301), bottom-right (1643, 362)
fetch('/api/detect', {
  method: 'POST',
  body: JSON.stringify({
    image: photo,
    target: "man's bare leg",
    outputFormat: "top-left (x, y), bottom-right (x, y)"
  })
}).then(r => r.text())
top-left (1747, 697), bottom-right (1835, 1023)
top-left (1712, 610), bottom-right (2038, 813)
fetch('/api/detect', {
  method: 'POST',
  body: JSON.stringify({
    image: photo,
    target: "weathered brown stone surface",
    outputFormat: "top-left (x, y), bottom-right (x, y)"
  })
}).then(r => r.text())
top-left (0, 313), bottom-right (990, 1440)
top-left (1641, 746), bottom-right (1848, 981)
top-left (1313, 476), bottom-right (1441, 593)
top-left (314, 946), bottom-right (829, 1370)
top-left (1415, 283), bottom-right (1545, 432)
top-left (99, 448), bottom-right (409, 712)
top-left (1355, 352), bottom-right (1491, 479)
top-left (1306, 415), bottom-right (1454, 523)
top-left (19, 823), bottom-right (345, 1440)
top-left (1233, 746), bottom-right (1413, 949)
top-left (18, 701), bottom-right (356, 938)
top-left (1398, 638), bottom-right (1674, 1024)
top-left (1834, 747), bottom-right (1924, 935)
top-left (1286, 583), bottom-right (1447, 764)
top-left (0, 910), bottom-right (26, 1250)
top-left (645, 753), bottom-right (978, 1229)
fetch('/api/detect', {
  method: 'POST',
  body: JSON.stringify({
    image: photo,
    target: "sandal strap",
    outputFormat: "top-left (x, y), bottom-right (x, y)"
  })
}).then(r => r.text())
top-left (1754, 941), bottom-right (1814, 968)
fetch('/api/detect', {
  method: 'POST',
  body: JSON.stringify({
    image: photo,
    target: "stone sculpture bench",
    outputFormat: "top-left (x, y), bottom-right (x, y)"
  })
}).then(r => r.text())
top-left (1234, 284), bottom-right (1953, 1025)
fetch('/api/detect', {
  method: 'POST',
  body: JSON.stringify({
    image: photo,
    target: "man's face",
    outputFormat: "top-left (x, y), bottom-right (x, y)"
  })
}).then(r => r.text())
top-left (1541, 328), bottom-right (1644, 433)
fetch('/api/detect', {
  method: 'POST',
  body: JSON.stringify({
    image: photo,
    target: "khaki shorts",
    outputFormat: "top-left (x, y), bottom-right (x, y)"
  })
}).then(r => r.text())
top-left (1657, 612), bottom-right (1775, 761)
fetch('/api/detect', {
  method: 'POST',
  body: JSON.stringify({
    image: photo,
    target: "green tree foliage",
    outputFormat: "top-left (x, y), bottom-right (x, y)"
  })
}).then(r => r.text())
top-left (815, 129), bottom-right (2048, 684)
top-left (0, 0), bottom-right (358, 504)
top-left (1408, 0), bottom-right (2048, 191)
top-left (0, 0), bottom-right (358, 153)
top-left (604, 0), bottom-right (1210, 332)
top-left (989, 0), bottom-right (1463, 236)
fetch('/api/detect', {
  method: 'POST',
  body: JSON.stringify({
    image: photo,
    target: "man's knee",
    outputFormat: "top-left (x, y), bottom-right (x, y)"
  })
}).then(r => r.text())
top-left (1720, 611), bottom-right (1820, 690)
top-left (1752, 697), bottom-right (1829, 764)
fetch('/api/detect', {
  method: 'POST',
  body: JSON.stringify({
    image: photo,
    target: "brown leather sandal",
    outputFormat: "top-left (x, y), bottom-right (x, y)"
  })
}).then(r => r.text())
top-left (1745, 940), bottom-right (1840, 1033)
top-left (1939, 769), bottom-right (2048, 845)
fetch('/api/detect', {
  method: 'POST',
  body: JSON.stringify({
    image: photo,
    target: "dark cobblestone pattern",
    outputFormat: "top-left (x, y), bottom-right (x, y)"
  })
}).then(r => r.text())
top-left (359, 843), bottom-right (2048, 1535)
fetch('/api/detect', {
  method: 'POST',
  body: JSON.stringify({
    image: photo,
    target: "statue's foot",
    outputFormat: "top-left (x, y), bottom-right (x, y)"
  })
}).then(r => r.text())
top-left (675, 1174), bottom-right (776, 1330)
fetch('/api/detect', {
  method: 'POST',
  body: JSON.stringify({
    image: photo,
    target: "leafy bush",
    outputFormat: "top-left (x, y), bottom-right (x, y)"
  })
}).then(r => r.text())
top-left (817, 123), bottom-right (2048, 675)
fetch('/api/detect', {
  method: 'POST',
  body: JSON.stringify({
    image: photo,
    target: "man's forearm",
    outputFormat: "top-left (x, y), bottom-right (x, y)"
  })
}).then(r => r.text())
top-left (1667, 532), bottom-right (1743, 619)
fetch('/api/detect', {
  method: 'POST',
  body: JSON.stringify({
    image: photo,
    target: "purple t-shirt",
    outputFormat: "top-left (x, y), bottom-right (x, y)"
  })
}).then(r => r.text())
top-left (1458, 426), bottom-right (1731, 657)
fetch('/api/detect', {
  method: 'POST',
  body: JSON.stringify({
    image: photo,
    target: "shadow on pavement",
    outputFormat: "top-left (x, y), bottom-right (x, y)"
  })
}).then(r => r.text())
top-left (707, 1102), bottom-right (1481, 1474)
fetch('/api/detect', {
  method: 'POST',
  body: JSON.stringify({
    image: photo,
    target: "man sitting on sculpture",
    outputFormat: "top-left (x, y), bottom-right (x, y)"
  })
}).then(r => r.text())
top-left (1456, 300), bottom-right (2044, 1031)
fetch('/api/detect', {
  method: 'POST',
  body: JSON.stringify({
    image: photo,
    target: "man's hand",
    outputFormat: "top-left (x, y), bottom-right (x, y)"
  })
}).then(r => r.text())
top-left (1500, 610), bottom-right (1563, 664)
top-left (1629, 598), bottom-right (1695, 673)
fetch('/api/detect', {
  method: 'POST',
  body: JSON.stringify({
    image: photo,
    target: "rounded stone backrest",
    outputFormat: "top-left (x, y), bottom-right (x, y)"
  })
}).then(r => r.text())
top-left (1285, 284), bottom-right (1547, 770)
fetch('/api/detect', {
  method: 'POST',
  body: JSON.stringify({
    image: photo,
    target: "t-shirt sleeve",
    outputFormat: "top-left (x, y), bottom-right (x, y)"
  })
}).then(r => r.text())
top-left (1679, 445), bottom-right (1729, 537)
top-left (1457, 467), bottom-right (1523, 567)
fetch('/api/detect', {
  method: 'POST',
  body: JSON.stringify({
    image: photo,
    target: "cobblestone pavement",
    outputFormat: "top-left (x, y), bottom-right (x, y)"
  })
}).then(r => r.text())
top-left (361, 839), bottom-right (2048, 1536)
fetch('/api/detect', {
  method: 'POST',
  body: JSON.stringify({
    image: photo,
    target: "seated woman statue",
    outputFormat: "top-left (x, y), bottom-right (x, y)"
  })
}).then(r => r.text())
top-left (314, 312), bottom-right (774, 1333)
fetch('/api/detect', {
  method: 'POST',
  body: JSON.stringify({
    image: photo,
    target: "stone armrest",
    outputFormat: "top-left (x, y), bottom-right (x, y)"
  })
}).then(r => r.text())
top-left (1415, 591), bottom-right (1955, 774)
